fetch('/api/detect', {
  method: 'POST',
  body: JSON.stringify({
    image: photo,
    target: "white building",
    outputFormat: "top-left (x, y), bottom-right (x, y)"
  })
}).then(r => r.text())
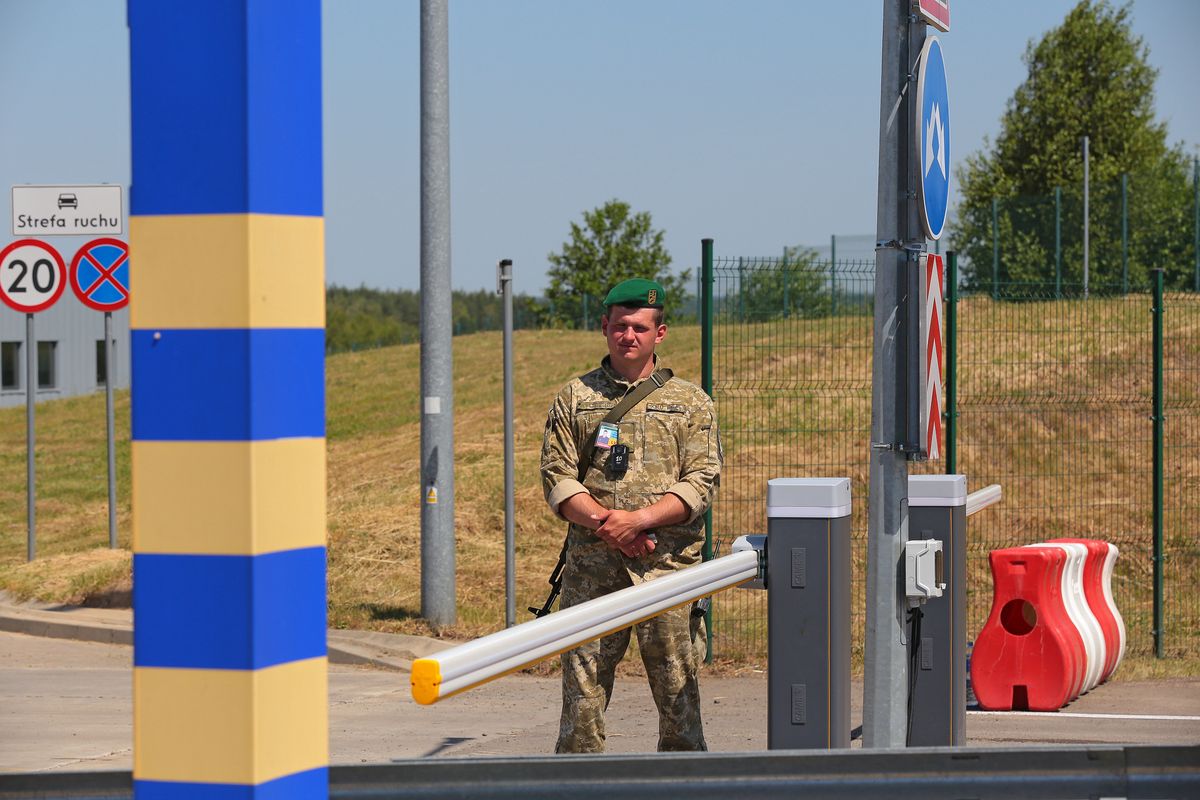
top-left (1, 249), bottom-right (130, 409)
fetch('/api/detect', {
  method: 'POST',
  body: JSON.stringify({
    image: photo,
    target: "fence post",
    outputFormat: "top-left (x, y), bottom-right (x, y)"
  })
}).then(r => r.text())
top-left (1055, 186), bottom-right (1062, 299)
top-left (701, 238), bottom-right (715, 663)
top-left (831, 234), bottom-right (838, 316)
top-left (1151, 268), bottom-right (1164, 658)
top-left (992, 197), bottom-right (999, 301)
top-left (782, 246), bottom-right (790, 318)
top-left (1193, 157), bottom-right (1198, 292)
top-left (738, 256), bottom-right (745, 322)
top-left (1122, 173), bottom-right (1129, 294)
top-left (946, 251), bottom-right (958, 474)
top-left (1083, 135), bottom-right (1090, 300)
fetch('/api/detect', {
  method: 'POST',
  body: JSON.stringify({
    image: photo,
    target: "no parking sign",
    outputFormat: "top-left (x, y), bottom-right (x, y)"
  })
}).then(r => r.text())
top-left (70, 237), bottom-right (130, 311)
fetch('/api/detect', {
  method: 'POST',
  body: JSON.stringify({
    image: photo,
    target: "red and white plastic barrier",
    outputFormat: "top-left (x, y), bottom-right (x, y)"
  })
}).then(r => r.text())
top-left (971, 538), bottom-right (1124, 711)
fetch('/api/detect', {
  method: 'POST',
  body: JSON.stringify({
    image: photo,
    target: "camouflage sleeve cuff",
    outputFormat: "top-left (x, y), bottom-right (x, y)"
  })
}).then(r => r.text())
top-left (667, 482), bottom-right (705, 522)
top-left (548, 479), bottom-right (589, 518)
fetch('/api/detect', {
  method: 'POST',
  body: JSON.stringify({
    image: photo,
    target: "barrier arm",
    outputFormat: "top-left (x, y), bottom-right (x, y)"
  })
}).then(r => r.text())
top-left (966, 484), bottom-right (1002, 517)
top-left (411, 548), bottom-right (761, 704)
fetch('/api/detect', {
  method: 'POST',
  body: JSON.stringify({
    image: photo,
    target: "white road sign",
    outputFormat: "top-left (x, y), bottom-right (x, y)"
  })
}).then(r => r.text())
top-left (0, 239), bottom-right (67, 313)
top-left (11, 184), bottom-right (123, 236)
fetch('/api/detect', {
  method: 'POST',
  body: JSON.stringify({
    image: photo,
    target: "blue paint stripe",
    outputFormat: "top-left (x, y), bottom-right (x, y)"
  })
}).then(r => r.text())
top-left (134, 549), bottom-right (326, 670)
top-left (129, 0), bottom-right (322, 216)
top-left (135, 767), bottom-right (327, 800)
top-left (131, 329), bottom-right (324, 442)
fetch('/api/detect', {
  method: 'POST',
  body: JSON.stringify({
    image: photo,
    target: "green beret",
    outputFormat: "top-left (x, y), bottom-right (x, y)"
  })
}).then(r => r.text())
top-left (603, 278), bottom-right (665, 309)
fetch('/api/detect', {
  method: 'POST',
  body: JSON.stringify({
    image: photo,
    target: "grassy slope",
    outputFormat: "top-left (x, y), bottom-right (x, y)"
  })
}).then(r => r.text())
top-left (0, 324), bottom-right (702, 641)
top-left (0, 308), bottom-right (1195, 678)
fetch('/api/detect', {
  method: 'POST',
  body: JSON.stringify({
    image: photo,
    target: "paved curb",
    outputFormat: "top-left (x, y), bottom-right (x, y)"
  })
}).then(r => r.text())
top-left (0, 593), bottom-right (452, 673)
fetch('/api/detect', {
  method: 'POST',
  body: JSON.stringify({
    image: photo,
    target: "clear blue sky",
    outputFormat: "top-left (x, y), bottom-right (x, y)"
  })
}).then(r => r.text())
top-left (2, 1), bottom-right (1197, 296)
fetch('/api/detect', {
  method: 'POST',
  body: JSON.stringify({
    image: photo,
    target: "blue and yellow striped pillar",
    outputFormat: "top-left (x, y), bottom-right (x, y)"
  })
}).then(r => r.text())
top-left (128, 2), bottom-right (327, 797)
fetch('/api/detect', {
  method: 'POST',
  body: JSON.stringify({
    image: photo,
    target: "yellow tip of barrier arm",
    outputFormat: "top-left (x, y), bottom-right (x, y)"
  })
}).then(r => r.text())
top-left (411, 659), bottom-right (442, 705)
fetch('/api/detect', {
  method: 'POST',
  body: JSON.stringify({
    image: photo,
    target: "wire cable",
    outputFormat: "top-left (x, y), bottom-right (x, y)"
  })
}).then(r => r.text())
top-left (905, 605), bottom-right (924, 747)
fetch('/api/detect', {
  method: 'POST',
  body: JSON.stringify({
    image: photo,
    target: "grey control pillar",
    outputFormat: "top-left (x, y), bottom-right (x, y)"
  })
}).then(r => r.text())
top-left (908, 474), bottom-right (967, 746)
top-left (767, 478), bottom-right (852, 749)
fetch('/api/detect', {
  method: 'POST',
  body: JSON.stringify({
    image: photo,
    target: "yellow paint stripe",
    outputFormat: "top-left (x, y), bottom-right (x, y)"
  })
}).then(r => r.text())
top-left (134, 657), bottom-right (328, 785)
top-left (130, 214), bottom-right (324, 329)
top-left (133, 439), bottom-right (325, 556)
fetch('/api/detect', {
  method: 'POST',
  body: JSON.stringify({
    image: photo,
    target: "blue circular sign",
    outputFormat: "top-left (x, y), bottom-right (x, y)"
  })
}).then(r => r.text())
top-left (70, 238), bottom-right (130, 311)
top-left (916, 36), bottom-right (950, 240)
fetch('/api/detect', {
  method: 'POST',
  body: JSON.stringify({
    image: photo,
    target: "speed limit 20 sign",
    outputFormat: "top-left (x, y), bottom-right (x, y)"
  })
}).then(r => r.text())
top-left (0, 239), bottom-right (66, 313)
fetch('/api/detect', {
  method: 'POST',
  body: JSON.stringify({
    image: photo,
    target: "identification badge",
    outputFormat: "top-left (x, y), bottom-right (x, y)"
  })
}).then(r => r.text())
top-left (595, 423), bottom-right (619, 449)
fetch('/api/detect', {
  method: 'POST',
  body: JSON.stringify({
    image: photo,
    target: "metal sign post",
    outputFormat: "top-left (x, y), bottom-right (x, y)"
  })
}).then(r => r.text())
top-left (104, 313), bottom-right (117, 548)
top-left (26, 313), bottom-right (35, 561)
top-left (498, 259), bottom-right (515, 628)
top-left (70, 237), bottom-right (131, 550)
top-left (866, 0), bottom-right (940, 747)
top-left (1, 238), bottom-right (67, 561)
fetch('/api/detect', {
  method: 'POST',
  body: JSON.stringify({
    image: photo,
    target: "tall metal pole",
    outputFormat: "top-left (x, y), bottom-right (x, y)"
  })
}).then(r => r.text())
top-left (1083, 135), bottom-right (1090, 299)
top-left (499, 260), bottom-right (516, 628)
top-left (26, 313), bottom-right (35, 562)
top-left (864, 0), bottom-right (922, 748)
top-left (105, 312), bottom-right (117, 549)
top-left (420, 0), bottom-right (456, 626)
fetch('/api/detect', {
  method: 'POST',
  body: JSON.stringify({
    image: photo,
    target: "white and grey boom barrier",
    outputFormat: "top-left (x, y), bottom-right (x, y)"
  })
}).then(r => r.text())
top-left (410, 547), bottom-right (761, 705)
top-left (766, 477), bottom-right (852, 750)
top-left (907, 474), bottom-right (968, 747)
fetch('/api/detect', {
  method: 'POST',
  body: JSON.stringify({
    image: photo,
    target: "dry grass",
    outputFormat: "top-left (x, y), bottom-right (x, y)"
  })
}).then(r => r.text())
top-left (0, 324), bottom-right (699, 644)
top-left (0, 298), bottom-right (1196, 677)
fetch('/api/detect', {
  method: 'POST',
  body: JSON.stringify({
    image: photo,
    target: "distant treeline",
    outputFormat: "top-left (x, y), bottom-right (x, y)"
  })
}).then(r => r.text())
top-left (327, 284), bottom-right (706, 353)
top-left (326, 286), bottom-right (553, 353)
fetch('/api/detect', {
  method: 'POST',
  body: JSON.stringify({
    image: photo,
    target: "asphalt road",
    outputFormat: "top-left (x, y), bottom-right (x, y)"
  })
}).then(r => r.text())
top-left (2, 631), bottom-right (1198, 774)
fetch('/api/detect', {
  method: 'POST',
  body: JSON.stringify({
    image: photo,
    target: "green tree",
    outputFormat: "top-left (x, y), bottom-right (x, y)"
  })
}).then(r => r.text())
top-left (739, 247), bottom-right (830, 321)
top-left (546, 200), bottom-right (689, 327)
top-left (950, 0), bottom-right (1195, 292)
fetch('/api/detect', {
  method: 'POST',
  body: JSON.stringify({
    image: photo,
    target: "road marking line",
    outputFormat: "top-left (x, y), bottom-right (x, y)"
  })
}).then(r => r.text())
top-left (968, 710), bottom-right (1200, 722)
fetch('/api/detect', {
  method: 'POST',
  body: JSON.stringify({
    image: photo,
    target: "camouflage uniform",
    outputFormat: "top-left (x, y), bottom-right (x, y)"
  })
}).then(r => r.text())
top-left (541, 356), bottom-right (722, 753)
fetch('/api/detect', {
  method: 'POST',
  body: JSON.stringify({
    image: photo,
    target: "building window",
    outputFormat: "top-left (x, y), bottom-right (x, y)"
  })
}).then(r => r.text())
top-left (37, 341), bottom-right (57, 389)
top-left (1, 342), bottom-right (19, 390)
top-left (96, 340), bottom-right (109, 386)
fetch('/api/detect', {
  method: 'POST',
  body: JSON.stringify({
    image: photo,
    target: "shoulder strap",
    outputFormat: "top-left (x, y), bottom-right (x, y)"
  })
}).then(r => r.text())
top-left (577, 368), bottom-right (672, 481)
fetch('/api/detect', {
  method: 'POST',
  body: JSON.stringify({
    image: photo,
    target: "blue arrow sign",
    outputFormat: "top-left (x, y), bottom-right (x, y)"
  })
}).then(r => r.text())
top-left (916, 36), bottom-right (950, 240)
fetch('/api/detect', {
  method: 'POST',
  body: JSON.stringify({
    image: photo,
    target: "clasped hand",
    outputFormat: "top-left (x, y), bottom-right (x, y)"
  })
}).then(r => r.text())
top-left (590, 508), bottom-right (656, 558)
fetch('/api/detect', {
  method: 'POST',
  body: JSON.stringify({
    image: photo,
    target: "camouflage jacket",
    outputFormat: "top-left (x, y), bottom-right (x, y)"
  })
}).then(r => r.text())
top-left (540, 357), bottom-right (722, 578)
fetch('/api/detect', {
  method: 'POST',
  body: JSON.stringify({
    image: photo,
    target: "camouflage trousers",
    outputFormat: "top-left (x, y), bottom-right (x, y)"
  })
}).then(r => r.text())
top-left (554, 539), bottom-right (708, 753)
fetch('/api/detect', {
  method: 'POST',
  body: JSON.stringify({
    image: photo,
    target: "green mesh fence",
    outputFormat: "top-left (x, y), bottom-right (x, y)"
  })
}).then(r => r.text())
top-left (1162, 292), bottom-right (1200, 658)
top-left (708, 255), bottom-right (876, 664)
top-left (706, 253), bottom-right (1199, 664)
top-left (952, 280), bottom-right (1154, 653)
top-left (964, 170), bottom-right (1199, 296)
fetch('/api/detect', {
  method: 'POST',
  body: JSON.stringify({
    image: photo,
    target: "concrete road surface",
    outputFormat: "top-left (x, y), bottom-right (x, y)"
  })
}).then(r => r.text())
top-left (3, 631), bottom-right (1198, 774)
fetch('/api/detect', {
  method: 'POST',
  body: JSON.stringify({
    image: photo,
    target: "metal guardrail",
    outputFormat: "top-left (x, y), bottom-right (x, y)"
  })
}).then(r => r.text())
top-left (1, 745), bottom-right (1196, 799)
